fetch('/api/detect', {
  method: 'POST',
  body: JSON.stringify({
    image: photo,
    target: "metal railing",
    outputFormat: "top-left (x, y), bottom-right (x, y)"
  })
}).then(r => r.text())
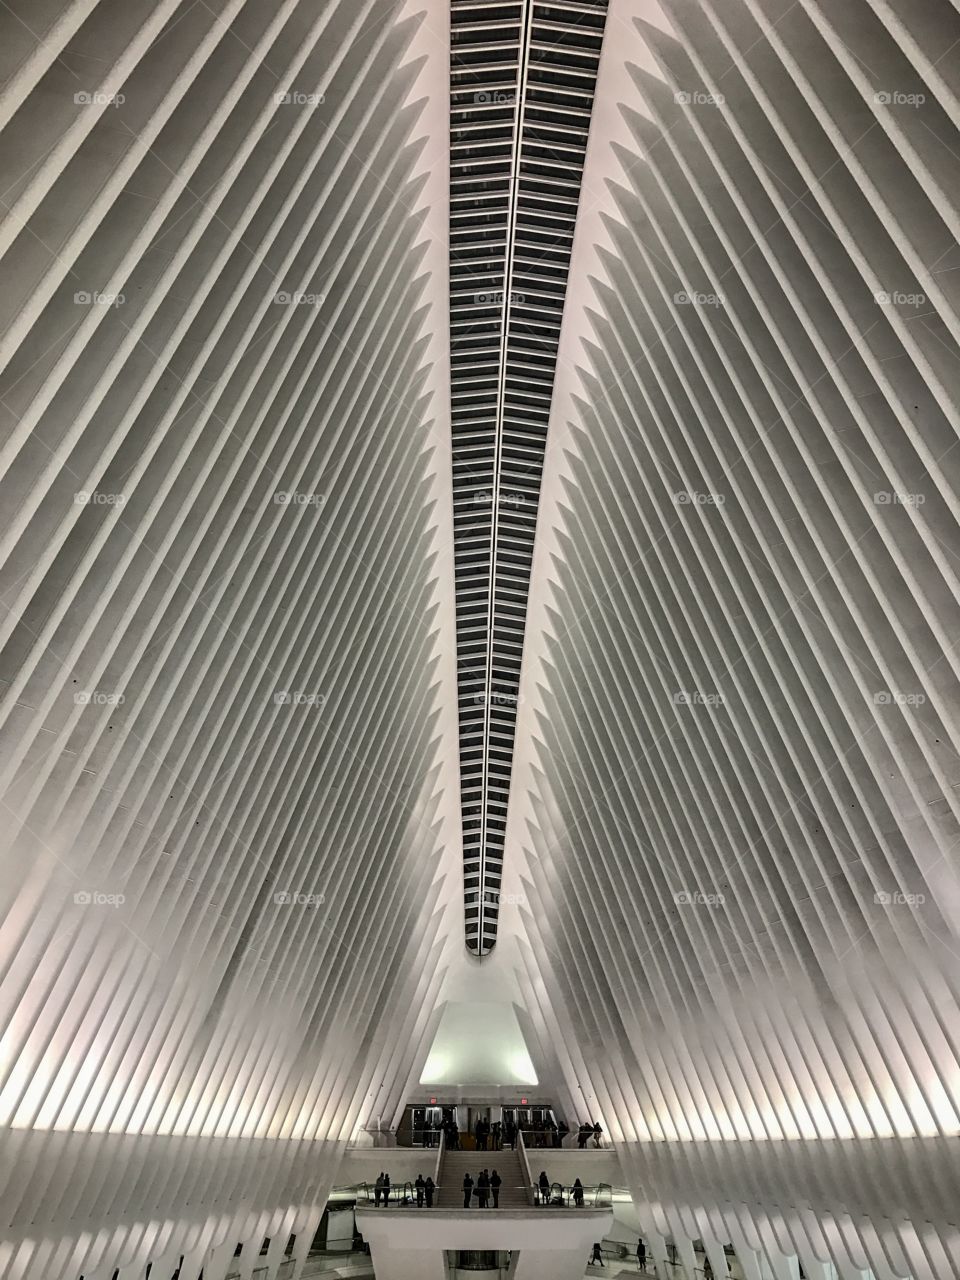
top-left (357, 1183), bottom-right (542, 1207)
top-left (532, 1181), bottom-right (614, 1208)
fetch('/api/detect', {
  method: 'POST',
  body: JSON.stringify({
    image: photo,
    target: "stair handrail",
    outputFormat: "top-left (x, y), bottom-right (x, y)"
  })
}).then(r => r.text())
top-left (515, 1129), bottom-right (535, 1205)
top-left (593, 1181), bottom-right (612, 1208)
top-left (434, 1125), bottom-right (445, 1183)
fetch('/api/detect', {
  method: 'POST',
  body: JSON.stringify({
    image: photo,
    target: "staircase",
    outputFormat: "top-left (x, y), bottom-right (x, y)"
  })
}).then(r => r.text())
top-left (436, 1147), bottom-right (530, 1208)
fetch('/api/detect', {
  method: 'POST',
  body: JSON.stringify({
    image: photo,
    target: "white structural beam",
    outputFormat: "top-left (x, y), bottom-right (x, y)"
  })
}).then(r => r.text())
top-left (505, 0), bottom-right (960, 1277)
top-left (0, 0), bottom-right (458, 1276)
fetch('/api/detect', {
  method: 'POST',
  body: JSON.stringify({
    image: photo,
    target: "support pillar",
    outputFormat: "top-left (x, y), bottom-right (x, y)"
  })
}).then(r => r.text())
top-left (368, 1243), bottom-right (447, 1280)
top-left (514, 1249), bottom-right (602, 1280)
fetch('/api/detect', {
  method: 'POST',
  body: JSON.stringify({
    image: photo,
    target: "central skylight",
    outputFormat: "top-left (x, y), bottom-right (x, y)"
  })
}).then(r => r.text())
top-left (450, 0), bottom-right (609, 953)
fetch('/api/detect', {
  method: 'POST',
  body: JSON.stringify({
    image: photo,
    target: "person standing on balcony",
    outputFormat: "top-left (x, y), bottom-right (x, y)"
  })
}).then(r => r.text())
top-left (374, 1173), bottom-right (384, 1207)
top-left (477, 1169), bottom-right (490, 1208)
top-left (593, 1122), bottom-right (603, 1148)
top-left (382, 1174), bottom-right (390, 1206)
top-left (490, 1169), bottom-right (502, 1208)
top-left (462, 1172), bottom-right (474, 1209)
top-left (424, 1176), bottom-right (435, 1208)
top-left (573, 1178), bottom-right (585, 1207)
top-left (415, 1174), bottom-right (425, 1207)
top-left (538, 1171), bottom-right (549, 1204)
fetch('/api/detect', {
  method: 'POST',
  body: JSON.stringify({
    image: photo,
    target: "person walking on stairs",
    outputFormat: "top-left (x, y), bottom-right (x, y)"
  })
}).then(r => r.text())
top-left (462, 1172), bottom-right (474, 1209)
top-left (590, 1242), bottom-right (605, 1267)
top-left (490, 1169), bottom-right (501, 1208)
top-left (415, 1174), bottom-right (425, 1207)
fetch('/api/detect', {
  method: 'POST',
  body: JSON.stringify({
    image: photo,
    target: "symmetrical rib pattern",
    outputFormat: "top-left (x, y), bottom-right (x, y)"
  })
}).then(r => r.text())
top-left (450, 0), bottom-right (608, 953)
top-left (510, 0), bottom-right (960, 1276)
top-left (0, 2), bottom-right (454, 1276)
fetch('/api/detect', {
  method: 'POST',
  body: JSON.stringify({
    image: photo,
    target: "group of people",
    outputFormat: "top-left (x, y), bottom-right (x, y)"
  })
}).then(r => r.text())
top-left (371, 1172), bottom-right (436, 1207)
top-left (461, 1168), bottom-right (503, 1208)
top-left (577, 1121), bottom-right (604, 1148)
top-left (521, 1116), bottom-right (570, 1147)
top-left (589, 1238), bottom-right (648, 1269)
top-left (536, 1170), bottom-right (586, 1206)
top-left (473, 1116), bottom-right (502, 1150)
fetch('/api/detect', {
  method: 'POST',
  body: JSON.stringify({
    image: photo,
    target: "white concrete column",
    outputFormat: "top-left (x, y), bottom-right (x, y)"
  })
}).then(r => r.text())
top-left (368, 1244), bottom-right (447, 1280)
top-left (703, 1238), bottom-right (731, 1279)
top-left (286, 1227), bottom-right (316, 1280)
top-left (796, 1258), bottom-right (834, 1280)
top-left (514, 1248), bottom-right (599, 1280)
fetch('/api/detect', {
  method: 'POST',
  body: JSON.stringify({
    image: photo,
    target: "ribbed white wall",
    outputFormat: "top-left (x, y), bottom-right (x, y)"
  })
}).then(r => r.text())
top-left (0, 1), bottom-right (457, 1276)
top-left (507, 0), bottom-right (960, 1277)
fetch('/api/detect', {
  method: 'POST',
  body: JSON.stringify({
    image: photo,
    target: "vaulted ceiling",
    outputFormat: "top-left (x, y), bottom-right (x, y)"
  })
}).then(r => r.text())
top-left (2, 0), bottom-right (960, 1278)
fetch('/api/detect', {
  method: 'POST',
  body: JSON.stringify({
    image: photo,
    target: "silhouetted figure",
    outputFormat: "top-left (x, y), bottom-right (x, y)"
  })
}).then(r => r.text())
top-left (382, 1174), bottom-right (391, 1207)
top-left (593, 1122), bottom-right (603, 1148)
top-left (477, 1169), bottom-right (490, 1208)
top-left (374, 1173), bottom-right (384, 1207)
top-left (425, 1176), bottom-right (435, 1208)
top-left (577, 1124), bottom-right (589, 1149)
top-left (538, 1170), bottom-right (549, 1204)
top-left (591, 1242), bottom-right (605, 1267)
top-left (558, 1120), bottom-right (570, 1146)
top-left (462, 1173), bottom-right (474, 1209)
top-left (505, 1118), bottom-right (517, 1149)
top-left (490, 1169), bottom-right (502, 1208)
top-left (637, 1239), bottom-right (646, 1272)
top-left (492, 1120), bottom-right (502, 1149)
top-left (415, 1174), bottom-right (425, 1207)
top-left (573, 1177), bottom-right (585, 1207)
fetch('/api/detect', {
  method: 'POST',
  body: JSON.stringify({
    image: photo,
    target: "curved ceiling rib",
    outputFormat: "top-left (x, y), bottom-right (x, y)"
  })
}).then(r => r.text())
top-left (450, 0), bottom-right (609, 954)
